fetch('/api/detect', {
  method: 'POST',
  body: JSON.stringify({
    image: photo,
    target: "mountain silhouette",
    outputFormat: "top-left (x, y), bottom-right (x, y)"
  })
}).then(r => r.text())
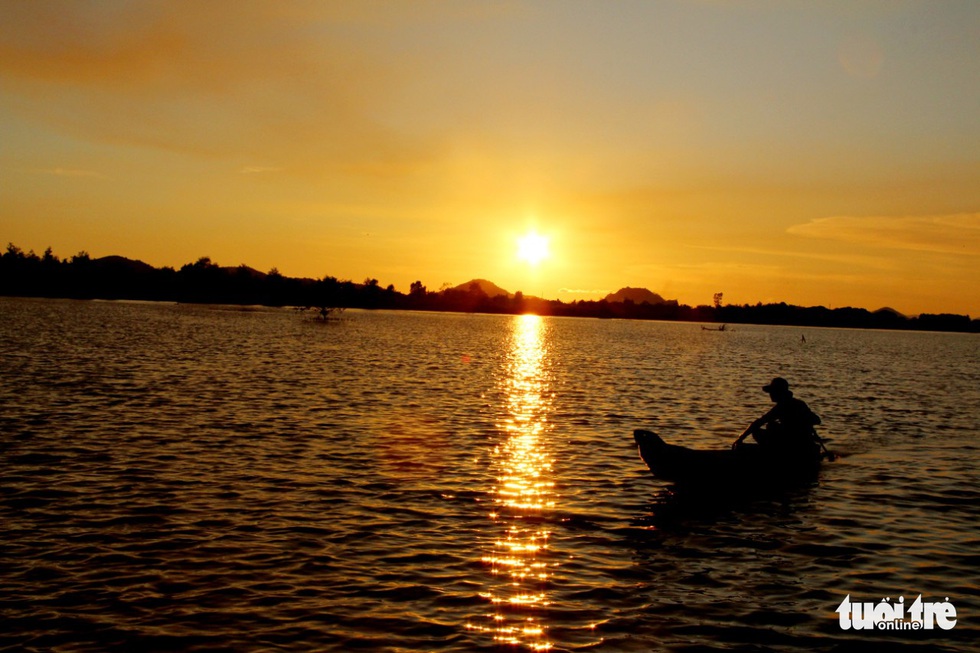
top-left (874, 306), bottom-right (906, 318)
top-left (452, 279), bottom-right (511, 298)
top-left (603, 287), bottom-right (667, 304)
top-left (221, 265), bottom-right (267, 279)
top-left (93, 255), bottom-right (157, 274)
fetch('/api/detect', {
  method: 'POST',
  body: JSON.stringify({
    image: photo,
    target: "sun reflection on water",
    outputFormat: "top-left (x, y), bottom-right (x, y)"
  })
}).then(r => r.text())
top-left (468, 314), bottom-right (557, 650)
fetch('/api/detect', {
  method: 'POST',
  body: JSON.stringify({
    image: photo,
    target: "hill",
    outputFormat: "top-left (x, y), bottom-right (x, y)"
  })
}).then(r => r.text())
top-left (92, 255), bottom-right (157, 274)
top-left (220, 265), bottom-right (267, 279)
top-left (874, 307), bottom-right (907, 318)
top-left (451, 279), bottom-right (511, 298)
top-left (603, 287), bottom-right (667, 305)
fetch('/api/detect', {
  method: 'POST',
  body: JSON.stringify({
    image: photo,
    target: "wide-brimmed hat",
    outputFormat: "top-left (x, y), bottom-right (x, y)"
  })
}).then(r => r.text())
top-left (763, 377), bottom-right (790, 393)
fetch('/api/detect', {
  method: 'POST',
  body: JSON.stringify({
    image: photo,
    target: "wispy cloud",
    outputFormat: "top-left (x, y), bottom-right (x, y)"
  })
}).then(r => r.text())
top-left (34, 167), bottom-right (106, 179)
top-left (686, 243), bottom-right (897, 271)
top-left (788, 213), bottom-right (980, 256)
top-left (558, 288), bottom-right (612, 295)
top-left (0, 3), bottom-right (440, 179)
top-left (240, 166), bottom-right (282, 175)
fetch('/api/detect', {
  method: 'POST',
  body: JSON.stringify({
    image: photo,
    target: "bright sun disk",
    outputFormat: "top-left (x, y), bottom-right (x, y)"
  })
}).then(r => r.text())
top-left (517, 232), bottom-right (550, 266)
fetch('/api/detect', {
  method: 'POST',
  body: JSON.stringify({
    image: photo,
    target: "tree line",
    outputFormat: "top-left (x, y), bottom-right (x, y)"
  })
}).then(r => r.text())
top-left (1, 243), bottom-right (976, 333)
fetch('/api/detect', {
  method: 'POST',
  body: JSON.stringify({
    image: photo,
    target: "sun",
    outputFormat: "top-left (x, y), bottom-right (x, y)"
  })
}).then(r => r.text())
top-left (517, 232), bottom-right (550, 266)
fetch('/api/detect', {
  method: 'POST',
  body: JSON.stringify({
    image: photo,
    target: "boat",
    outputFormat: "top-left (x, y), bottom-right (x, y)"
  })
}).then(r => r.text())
top-left (633, 429), bottom-right (823, 491)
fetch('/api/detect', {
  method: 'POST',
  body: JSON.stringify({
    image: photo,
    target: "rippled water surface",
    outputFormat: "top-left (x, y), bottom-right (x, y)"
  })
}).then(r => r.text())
top-left (2, 298), bottom-right (978, 652)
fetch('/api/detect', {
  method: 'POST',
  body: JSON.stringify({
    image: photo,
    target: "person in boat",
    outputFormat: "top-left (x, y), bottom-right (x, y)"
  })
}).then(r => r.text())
top-left (731, 377), bottom-right (821, 455)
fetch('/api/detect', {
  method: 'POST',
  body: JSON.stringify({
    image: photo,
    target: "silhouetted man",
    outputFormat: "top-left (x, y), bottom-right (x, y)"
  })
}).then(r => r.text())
top-left (732, 377), bottom-right (821, 455)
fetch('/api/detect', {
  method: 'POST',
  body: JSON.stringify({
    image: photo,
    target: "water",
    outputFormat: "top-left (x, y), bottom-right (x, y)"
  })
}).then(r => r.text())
top-left (1, 297), bottom-right (977, 652)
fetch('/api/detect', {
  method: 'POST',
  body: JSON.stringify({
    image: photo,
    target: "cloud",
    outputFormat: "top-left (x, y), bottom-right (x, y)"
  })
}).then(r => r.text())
top-left (788, 214), bottom-right (980, 256)
top-left (34, 167), bottom-right (106, 179)
top-left (239, 166), bottom-right (282, 175)
top-left (0, 2), bottom-right (440, 178)
top-left (686, 243), bottom-right (898, 271)
top-left (558, 288), bottom-right (612, 295)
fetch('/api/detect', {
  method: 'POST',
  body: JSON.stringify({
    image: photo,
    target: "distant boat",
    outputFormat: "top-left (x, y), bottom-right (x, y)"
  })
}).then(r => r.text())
top-left (300, 305), bottom-right (345, 322)
top-left (700, 324), bottom-right (729, 331)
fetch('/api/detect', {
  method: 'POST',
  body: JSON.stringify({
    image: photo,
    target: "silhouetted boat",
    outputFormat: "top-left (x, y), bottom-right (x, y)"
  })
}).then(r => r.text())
top-left (700, 324), bottom-right (729, 331)
top-left (633, 429), bottom-right (822, 490)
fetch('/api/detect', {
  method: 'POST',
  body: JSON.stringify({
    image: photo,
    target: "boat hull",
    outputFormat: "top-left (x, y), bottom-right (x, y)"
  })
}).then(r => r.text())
top-left (633, 429), bottom-right (820, 490)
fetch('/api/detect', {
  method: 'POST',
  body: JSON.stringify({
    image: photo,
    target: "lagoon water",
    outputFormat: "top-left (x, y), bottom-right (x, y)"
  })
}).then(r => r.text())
top-left (1, 297), bottom-right (978, 652)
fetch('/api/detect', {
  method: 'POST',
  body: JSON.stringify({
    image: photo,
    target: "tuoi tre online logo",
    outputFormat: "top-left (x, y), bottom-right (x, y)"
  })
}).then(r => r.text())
top-left (836, 594), bottom-right (957, 631)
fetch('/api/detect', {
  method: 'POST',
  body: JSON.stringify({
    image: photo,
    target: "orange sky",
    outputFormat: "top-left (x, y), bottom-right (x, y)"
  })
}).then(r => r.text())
top-left (1, 1), bottom-right (978, 316)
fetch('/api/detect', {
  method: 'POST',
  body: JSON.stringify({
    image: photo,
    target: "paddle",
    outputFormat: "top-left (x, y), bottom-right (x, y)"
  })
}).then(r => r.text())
top-left (731, 422), bottom-right (756, 450)
top-left (815, 435), bottom-right (837, 461)
top-left (734, 425), bottom-right (837, 462)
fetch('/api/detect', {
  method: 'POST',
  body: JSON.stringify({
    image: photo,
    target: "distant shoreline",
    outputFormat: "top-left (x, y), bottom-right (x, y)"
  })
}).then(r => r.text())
top-left (2, 245), bottom-right (976, 333)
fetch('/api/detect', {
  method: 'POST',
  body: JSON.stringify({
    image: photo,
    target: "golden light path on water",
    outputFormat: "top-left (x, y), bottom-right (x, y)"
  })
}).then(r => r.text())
top-left (468, 314), bottom-right (557, 650)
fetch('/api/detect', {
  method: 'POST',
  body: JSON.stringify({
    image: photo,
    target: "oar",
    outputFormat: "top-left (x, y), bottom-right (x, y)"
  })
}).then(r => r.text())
top-left (815, 434), bottom-right (836, 461)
